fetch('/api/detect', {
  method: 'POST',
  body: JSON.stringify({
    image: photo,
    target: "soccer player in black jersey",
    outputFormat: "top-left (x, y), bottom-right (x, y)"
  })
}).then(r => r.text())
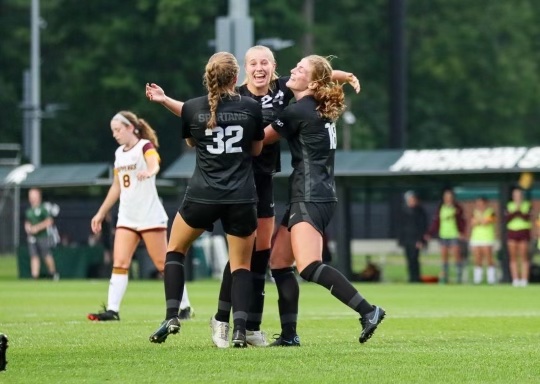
top-left (263, 55), bottom-right (385, 346)
top-left (149, 52), bottom-right (264, 347)
top-left (146, 46), bottom-right (360, 347)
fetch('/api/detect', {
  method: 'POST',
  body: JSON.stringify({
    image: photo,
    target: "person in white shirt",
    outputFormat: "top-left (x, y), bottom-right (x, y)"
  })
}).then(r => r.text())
top-left (87, 110), bottom-right (193, 321)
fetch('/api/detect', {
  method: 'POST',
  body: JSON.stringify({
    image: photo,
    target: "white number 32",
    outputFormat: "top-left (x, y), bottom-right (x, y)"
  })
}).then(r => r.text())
top-left (206, 125), bottom-right (244, 154)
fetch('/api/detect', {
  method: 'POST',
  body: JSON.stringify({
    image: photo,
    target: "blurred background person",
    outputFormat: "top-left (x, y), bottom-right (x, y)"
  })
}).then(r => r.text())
top-left (24, 188), bottom-right (59, 280)
top-left (425, 188), bottom-right (466, 284)
top-left (398, 190), bottom-right (428, 283)
top-left (505, 187), bottom-right (531, 287)
top-left (469, 196), bottom-right (497, 284)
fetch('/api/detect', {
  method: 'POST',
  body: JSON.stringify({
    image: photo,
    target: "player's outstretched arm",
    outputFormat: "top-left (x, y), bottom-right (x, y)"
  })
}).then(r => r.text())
top-left (331, 70), bottom-right (360, 93)
top-left (145, 83), bottom-right (185, 116)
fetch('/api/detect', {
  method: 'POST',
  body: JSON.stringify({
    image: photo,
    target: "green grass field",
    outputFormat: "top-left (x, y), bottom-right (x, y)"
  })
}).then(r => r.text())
top-left (0, 256), bottom-right (539, 383)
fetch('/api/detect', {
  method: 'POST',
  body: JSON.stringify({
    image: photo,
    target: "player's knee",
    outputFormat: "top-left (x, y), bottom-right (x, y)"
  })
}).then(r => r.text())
top-left (299, 260), bottom-right (323, 282)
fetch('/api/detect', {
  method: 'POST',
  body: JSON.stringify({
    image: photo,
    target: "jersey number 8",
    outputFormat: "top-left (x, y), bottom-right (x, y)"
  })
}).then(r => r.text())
top-left (206, 125), bottom-right (244, 154)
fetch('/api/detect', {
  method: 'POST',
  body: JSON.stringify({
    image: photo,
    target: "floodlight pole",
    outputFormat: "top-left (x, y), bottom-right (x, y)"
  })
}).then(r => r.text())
top-left (30, 0), bottom-right (41, 167)
top-left (216, 0), bottom-right (253, 83)
top-left (389, 0), bottom-right (406, 149)
top-left (388, 0), bottom-right (407, 240)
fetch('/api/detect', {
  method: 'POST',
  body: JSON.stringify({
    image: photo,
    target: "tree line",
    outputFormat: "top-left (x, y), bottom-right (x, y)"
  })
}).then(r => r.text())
top-left (1, 0), bottom-right (539, 168)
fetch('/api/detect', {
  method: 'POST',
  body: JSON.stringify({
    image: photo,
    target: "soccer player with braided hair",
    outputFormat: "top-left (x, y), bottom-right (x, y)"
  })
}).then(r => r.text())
top-left (87, 110), bottom-right (193, 322)
top-left (149, 52), bottom-right (263, 347)
top-left (263, 55), bottom-right (385, 346)
top-left (146, 46), bottom-right (359, 348)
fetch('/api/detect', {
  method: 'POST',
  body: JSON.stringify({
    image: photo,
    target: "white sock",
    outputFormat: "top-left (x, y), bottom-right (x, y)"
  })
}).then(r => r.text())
top-left (473, 267), bottom-right (483, 284)
top-left (107, 272), bottom-right (129, 312)
top-left (487, 266), bottom-right (497, 284)
top-left (180, 284), bottom-right (191, 310)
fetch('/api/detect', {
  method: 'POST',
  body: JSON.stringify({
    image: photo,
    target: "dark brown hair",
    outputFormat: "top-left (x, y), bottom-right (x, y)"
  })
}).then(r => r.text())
top-left (117, 110), bottom-right (159, 148)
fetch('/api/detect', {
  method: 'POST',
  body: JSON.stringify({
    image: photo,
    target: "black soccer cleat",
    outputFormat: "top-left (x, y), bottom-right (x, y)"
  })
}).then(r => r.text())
top-left (87, 306), bottom-right (120, 322)
top-left (231, 330), bottom-right (247, 348)
top-left (0, 333), bottom-right (8, 372)
top-left (359, 305), bottom-right (386, 344)
top-left (149, 317), bottom-right (180, 344)
top-left (269, 333), bottom-right (301, 347)
top-left (178, 307), bottom-right (195, 320)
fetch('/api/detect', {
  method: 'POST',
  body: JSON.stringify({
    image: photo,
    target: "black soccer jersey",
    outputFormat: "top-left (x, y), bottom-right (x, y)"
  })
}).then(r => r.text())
top-left (237, 76), bottom-right (294, 175)
top-left (271, 95), bottom-right (338, 203)
top-left (181, 94), bottom-right (264, 204)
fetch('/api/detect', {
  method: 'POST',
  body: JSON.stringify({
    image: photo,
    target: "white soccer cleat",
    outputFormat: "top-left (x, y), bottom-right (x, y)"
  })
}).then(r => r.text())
top-left (210, 316), bottom-right (230, 348)
top-left (246, 330), bottom-right (268, 347)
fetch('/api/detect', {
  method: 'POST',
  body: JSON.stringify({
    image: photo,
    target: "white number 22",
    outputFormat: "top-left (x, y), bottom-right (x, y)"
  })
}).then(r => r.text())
top-left (206, 125), bottom-right (244, 154)
top-left (325, 122), bottom-right (337, 150)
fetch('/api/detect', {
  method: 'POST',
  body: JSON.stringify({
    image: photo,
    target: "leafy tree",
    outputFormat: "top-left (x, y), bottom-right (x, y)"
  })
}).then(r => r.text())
top-left (1, 0), bottom-right (539, 168)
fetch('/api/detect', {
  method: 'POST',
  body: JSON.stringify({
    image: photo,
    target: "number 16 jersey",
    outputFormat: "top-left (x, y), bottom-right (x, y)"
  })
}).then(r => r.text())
top-left (271, 95), bottom-right (338, 203)
top-left (181, 94), bottom-right (264, 204)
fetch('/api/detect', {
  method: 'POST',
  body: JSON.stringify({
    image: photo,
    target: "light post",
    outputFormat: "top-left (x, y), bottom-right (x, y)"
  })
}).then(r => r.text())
top-left (30, 0), bottom-right (41, 167)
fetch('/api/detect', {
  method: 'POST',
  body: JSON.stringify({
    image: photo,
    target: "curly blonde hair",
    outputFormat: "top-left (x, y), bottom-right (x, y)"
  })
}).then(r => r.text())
top-left (305, 55), bottom-right (345, 122)
top-left (203, 52), bottom-right (239, 129)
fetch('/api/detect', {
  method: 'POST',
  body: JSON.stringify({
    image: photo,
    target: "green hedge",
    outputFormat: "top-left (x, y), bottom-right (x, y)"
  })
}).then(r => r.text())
top-left (17, 245), bottom-right (105, 279)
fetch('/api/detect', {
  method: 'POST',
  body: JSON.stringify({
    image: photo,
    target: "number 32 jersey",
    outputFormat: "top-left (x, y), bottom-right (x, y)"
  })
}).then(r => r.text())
top-left (181, 94), bottom-right (264, 204)
top-left (114, 139), bottom-right (168, 230)
top-left (271, 95), bottom-right (338, 203)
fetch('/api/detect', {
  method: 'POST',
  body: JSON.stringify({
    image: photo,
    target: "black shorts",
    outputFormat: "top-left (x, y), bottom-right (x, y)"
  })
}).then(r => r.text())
top-left (254, 173), bottom-right (275, 218)
top-left (281, 202), bottom-right (336, 235)
top-left (180, 200), bottom-right (257, 237)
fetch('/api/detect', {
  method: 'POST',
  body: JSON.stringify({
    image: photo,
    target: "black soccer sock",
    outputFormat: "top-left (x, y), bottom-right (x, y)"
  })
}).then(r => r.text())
top-left (246, 249), bottom-right (270, 331)
top-left (215, 261), bottom-right (232, 323)
top-left (300, 261), bottom-right (373, 317)
top-left (271, 267), bottom-right (299, 338)
top-left (231, 268), bottom-right (252, 333)
top-left (164, 251), bottom-right (185, 320)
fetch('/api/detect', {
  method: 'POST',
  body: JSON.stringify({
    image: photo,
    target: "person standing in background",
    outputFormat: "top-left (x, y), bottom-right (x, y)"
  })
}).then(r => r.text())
top-left (87, 110), bottom-right (193, 321)
top-left (24, 188), bottom-right (59, 280)
top-left (398, 191), bottom-right (428, 283)
top-left (469, 196), bottom-right (497, 284)
top-left (425, 188), bottom-right (466, 284)
top-left (505, 187), bottom-right (531, 287)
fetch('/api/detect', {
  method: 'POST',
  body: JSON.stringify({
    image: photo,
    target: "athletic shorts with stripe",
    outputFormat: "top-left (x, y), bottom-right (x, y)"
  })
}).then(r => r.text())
top-left (280, 202), bottom-right (337, 235)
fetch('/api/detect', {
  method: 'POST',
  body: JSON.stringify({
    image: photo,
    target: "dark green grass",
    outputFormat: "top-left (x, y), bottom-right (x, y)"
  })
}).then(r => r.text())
top-left (0, 256), bottom-right (539, 383)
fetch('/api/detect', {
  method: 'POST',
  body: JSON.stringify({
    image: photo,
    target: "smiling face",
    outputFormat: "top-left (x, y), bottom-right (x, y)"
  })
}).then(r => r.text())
top-left (244, 47), bottom-right (276, 94)
top-left (110, 119), bottom-right (134, 146)
top-left (286, 58), bottom-right (313, 93)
